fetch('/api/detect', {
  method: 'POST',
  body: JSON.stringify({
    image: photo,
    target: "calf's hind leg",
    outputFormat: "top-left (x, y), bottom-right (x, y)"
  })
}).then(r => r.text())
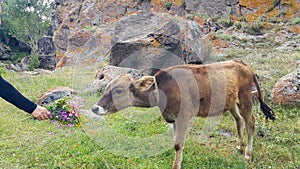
top-left (243, 109), bottom-right (255, 161)
top-left (239, 93), bottom-right (255, 161)
top-left (230, 103), bottom-right (245, 153)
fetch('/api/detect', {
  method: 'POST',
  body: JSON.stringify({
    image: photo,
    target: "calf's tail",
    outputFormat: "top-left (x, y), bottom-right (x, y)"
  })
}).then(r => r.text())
top-left (253, 74), bottom-right (276, 121)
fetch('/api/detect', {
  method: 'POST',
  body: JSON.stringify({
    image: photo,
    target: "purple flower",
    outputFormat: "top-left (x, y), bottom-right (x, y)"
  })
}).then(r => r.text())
top-left (51, 120), bottom-right (57, 124)
top-left (60, 111), bottom-right (66, 115)
top-left (68, 124), bottom-right (74, 128)
top-left (69, 118), bottom-right (73, 122)
top-left (62, 114), bottom-right (68, 121)
top-left (69, 113), bottom-right (74, 117)
top-left (50, 132), bottom-right (55, 136)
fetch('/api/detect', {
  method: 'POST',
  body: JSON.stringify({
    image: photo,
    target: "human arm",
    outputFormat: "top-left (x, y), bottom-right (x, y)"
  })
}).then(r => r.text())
top-left (0, 76), bottom-right (52, 120)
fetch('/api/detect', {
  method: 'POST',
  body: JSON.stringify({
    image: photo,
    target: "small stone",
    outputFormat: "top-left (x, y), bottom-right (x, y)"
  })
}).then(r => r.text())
top-left (36, 87), bottom-right (77, 106)
top-left (89, 65), bottom-right (142, 93)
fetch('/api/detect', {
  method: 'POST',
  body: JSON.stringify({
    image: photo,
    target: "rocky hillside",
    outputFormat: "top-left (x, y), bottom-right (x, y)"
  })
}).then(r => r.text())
top-left (51, 0), bottom-right (299, 67)
top-left (41, 0), bottom-right (300, 106)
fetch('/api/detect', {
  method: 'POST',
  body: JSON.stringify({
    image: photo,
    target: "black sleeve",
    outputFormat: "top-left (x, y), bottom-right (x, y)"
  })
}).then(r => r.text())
top-left (0, 75), bottom-right (37, 114)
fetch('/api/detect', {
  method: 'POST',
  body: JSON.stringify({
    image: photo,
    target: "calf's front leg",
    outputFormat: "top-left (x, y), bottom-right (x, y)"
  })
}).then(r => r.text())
top-left (172, 115), bottom-right (191, 169)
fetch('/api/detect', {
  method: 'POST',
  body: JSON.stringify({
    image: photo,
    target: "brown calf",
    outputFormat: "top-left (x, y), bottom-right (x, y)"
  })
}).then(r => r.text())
top-left (92, 60), bottom-right (275, 169)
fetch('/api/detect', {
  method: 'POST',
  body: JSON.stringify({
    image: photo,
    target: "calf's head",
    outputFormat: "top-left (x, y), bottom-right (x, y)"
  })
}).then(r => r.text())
top-left (92, 74), bottom-right (157, 115)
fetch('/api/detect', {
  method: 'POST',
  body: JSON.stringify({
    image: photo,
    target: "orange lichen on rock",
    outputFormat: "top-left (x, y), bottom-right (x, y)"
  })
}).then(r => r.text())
top-left (282, 0), bottom-right (300, 18)
top-left (68, 30), bottom-right (91, 49)
top-left (56, 51), bottom-right (66, 68)
top-left (239, 0), bottom-right (276, 21)
top-left (56, 50), bottom-right (64, 58)
top-left (152, 38), bottom-right (162, 47)
top-left (208, 34), bottom-right (229, 51)
top-left (194, 16), bottom-right (206, 26)
top-left (239, 0), bottom-right (299, 22)
top-left (172, 0), bottom-right (182, 6)
top-left (289, 25), bottom-right (300, 34)
top-left (150, 0), bottom-right (168, 12)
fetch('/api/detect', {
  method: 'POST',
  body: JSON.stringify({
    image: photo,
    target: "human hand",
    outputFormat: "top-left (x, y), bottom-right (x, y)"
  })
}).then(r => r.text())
top-left (31, 105), bottom-right (52, 120)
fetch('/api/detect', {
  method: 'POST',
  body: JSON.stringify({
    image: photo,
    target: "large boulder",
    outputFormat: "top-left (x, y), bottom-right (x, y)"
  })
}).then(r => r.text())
top-left (110, 12), bottom-right (203, 70)
top-left (271, 69), bottom-right (300, 106)
top-left (38, 37), bottom-right (57, 70)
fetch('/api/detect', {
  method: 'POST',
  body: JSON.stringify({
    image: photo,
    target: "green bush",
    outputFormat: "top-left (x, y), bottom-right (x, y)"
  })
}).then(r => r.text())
top-left (215, 34), bottom-right (232, 41)
top-left (165, 1), bottom-right (172, 11)
top-left (29, 53), bottom-right (40, 71)
top-left (217, 17), bottom-right (234, 28)
top-left (242, 17), bottom-right (267, 35)
top-left (289, 18), bottom-right (300, 25)
top-left (234, 22), bottom-right (242, 30)
top-left (0, 64), bottom-right (5, 75)
top-left (9, 52), bottom-right (29, 64)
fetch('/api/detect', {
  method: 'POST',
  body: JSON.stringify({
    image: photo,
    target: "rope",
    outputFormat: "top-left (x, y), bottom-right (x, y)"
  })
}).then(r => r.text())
top-left (153, 76), bottom-right (160, 106)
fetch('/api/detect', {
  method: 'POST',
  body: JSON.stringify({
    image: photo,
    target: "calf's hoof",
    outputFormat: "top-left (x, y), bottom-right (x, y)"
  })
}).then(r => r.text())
top-left (245, 154), bottom-right (252, 162)
top-left (236, 145), bottom-right (244, 154)
top-left (172, 161), bottom-right (181, 169)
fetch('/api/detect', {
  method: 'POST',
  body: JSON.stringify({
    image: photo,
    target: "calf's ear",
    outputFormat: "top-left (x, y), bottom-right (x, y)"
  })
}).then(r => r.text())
top-left (134, 76), bottom-right (155, 91)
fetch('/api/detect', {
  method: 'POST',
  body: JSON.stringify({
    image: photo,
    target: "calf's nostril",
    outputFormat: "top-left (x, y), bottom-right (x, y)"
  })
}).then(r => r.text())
top-left (91, 105), bottom-right (99, 113)
top-left (99, 74), bottom-right (104, 80)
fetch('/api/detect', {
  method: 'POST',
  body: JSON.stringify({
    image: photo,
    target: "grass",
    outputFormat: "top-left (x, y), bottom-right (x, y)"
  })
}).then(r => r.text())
top-left (0, 45), bottom-right (299, 168)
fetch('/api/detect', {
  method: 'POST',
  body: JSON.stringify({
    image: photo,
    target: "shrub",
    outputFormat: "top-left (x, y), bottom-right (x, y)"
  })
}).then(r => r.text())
top-left (242, 17), bottom-right (267, 35)
top-left (215, 34), bottom-right (232, 41)
top-left (9, 52), bottom-right (29, 64)
top-left (217, 17), bottom-right (234, 28)
top-left (165, 1), bottom-right (172, 11)
top-left (0, 64), bottom-right (5, 75)
top-left (289, 18), bottom-right (300, 25)
top-left (234, 22), bottom-right (242, 30)
top-left (28, 53), bottom-right (40, 71)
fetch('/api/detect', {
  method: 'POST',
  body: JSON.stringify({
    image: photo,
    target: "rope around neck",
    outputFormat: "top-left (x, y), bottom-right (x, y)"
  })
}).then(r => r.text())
top-left (153, 76), bottom-right (160, 106)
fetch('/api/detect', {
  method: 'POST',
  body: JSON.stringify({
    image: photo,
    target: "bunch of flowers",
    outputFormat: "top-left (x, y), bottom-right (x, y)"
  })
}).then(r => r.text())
top-left (46, 96), bottom-right (83, 127)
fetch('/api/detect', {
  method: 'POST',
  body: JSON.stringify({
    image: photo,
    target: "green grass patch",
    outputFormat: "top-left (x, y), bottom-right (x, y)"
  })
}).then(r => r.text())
top-left (289, 18), bottom-right (300, 25)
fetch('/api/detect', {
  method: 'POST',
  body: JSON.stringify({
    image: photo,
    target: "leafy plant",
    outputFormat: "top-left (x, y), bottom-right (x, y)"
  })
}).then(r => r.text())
top-left (85, 25), bottom-right (97, 32)
top-left (165, 1), bottom-right (172, 11)
top-left (46, 96), bottom-right (83, 127)
top-left (28, 53), bottom-right (40, 71)
top-left (9, 51), bottom-right (30, 64)
top-left (289, 17), bottom-right (300, 25)
top-left (242, 17), bottom-right (267, 35)
top-left (217, 17), bottom-right (234, 28)
top-left (1, 0), bottom-right (51, 69)
top-left (0, 64), bottom-right (5, 75)
top-left (234, 22), bottom-right (242, 30)
top-left (214, 34), bottom-right (232, 41)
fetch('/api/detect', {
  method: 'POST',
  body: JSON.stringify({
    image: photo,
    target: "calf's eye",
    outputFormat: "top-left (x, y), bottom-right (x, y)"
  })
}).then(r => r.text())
top-left (113, 88), bottom-right (124, 95)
